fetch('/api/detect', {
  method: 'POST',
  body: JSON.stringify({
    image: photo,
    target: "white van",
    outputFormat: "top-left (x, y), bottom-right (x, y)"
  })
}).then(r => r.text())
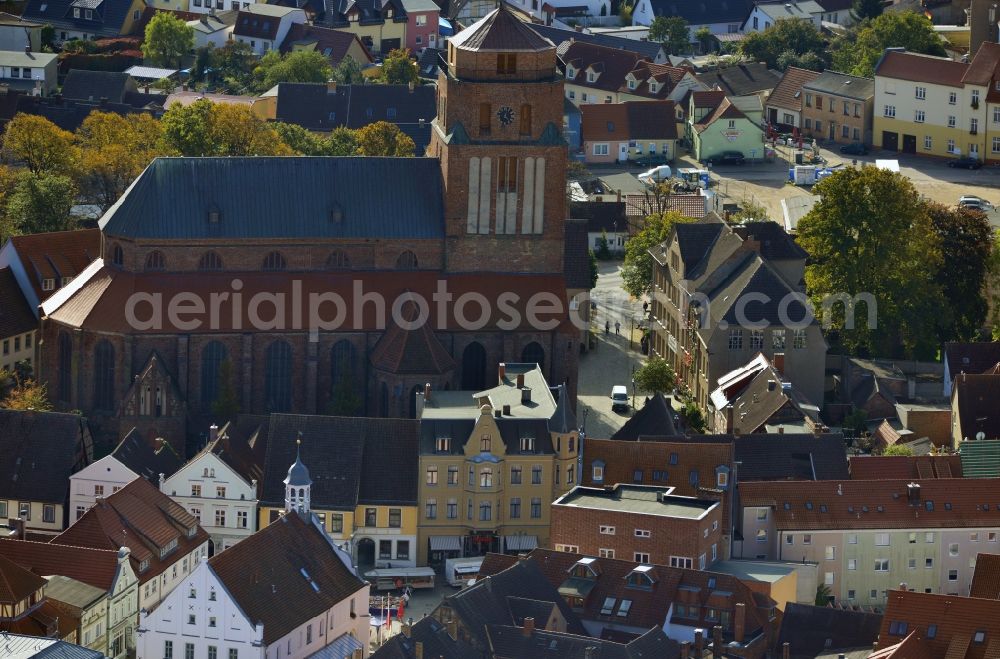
top-left (638, 165), bottom-right (672, 185)
top-left (445, 557), bottom-right (484, 587)
top-left (611, 385), bottom-right (629, 412)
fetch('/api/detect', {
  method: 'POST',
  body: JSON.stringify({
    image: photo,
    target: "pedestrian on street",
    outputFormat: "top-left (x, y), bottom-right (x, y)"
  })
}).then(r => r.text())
top-left (615, 321), bottom-right (620, 335)
top-left (605, 321), bottom-right (610, 335)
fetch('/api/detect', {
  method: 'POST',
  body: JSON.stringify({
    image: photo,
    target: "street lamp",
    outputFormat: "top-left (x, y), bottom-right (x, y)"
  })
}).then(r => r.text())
top-left (631, 363), bottom-right (637, 410)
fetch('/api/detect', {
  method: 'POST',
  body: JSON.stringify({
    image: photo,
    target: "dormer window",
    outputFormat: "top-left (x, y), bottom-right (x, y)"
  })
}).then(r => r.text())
top-left (139, 559), bottom-right (150, 572)
top-left (625, 566), bottom-right (656, 590)
top-left (42, 278), bottom-right (55, 292)
top-left (159, 538), bottom-right (179, 558)
top-left (627, 77), bottom-right (637, 90)
top-left (520, 436), bottom-right (535, 453)
top-left (435, 436), bottom-right (451, 452)
top-left (587, 70), bottom-right (598, 83)
top-left (648, 80), bottom-right (659, 93)
top-left (570, 557), bottom-right (600, 579)
top-left (566, 66), bottom-right (575, 78)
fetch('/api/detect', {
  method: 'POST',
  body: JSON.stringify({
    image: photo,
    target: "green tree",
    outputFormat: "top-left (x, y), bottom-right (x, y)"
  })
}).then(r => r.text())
top-left (926, 203), bottom-right (993, 343)
top-left (41, 25), bottom-right (55, 50)
top-left (379, 48), bottom-right (419, 85)
top-left (152, 77), bottom-right (175, 93)
top-left (681, 400), bottom-right (707, 433)
top-left (832, 11), bottom-right (945, 78)
top-left (76, 112), bottom-right (166, 210)
top-left (729, 197), bottom-right (770, 224)
top-left (988, 230), bottom-right (1000, 339)
top-left (355, 121), bottom-right (416, 156)
top-left (0, 375), bottom-right (52, 411)
top-left (3, 114), bottom-right (78, 175)
top-left (648, 16), bottom-right (690, 55)
top-left (7, 172), bottom-right (77, 235)
top-left (272, 122), bottom-right (333, 155)
top-left (621, 210), bottom-right (695, 298)
top-left (215, 40), bottom-right (256, 93)
top-left (160, 99), bottom-right (290, 156)
top-left (815, 584), bottom-right (832, 606)
top-left (619, 2), bottom-right (633, 26)
top-left (595, 231), bottom-right (612, 260)
top-left (633, 356), bottom-right (677, 395)
top-left (589, 250), bottom-right (599, 289)
top-left (740, 20), bottom-right (827, 69)
top-left (852, 0), bottom-right (884, 21)
top-left (331, 56), bottom-right (365, 84)
top-left (211, 360), bottom-right (240, 420)
top-left (326, 127), bottom-right (359, 156)
top-left (141, 11), bottom-right (194, 68)
top-left (161, 98), bottom-right (215, 156)
top-left (882, 444), bottom-right (914, 456)
top-left (695, 26), bottom-right (713, 53)
top-left (797, 167), bottom-right (942, 358)
top-left (253, 50), bottom-right (333, 92)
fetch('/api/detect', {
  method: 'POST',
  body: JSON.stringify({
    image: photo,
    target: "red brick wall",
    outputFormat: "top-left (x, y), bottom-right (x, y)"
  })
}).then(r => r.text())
top-left (550, 503), bottom-right (724, 567)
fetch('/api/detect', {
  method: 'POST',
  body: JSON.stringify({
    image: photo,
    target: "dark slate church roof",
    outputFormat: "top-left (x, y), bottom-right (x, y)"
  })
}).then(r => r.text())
top-left (273, 83), bottom-right (436, 151)
top-left (261, 414), bottom-right (420, 509)
top-left (99, 157), bottom-right (444, 240)
top-left (611, 392), bottom-right (678, 440)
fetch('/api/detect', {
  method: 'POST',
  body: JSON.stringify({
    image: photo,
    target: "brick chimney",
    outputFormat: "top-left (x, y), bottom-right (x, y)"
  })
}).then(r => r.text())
top-left (712, 625), bottom-right (723, 658)
top-left (209, 424), bottom-right (219, 442)
top-left (734, 602), bottom-right (746, 643)
top-left (522, 617), bottom-right (534, 637)
top-left (516, 373), bottom-right (525, 388)
top-left (694, 629), bottom-right (704, 655)
top-left (772, 352), bottom-right (784, 375)
top-left (414, 642), bottom-right (423, 659)
top-left (447, 618), bottom-right (457, 640)
top-left (499, 363), bottom-right (506, 382)
top-left (423, 383), bottom-right (431, 402)
top-left (680, 641), bottom-right (690, 659)
top-left (782, 642), bottom-right (790, 659)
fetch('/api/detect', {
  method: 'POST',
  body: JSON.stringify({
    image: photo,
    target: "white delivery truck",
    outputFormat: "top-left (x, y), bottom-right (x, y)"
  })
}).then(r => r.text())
top-left (444, 557), bottom-right (485, 587)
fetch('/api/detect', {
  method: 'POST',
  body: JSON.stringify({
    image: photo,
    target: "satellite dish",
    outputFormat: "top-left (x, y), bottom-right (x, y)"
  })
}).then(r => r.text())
top-left (977, 432), bottom-right (986, 441)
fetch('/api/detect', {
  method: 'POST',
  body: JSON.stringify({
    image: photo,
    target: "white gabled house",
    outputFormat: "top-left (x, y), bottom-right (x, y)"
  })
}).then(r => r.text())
top-left (161, 423), bottom-right (265, 553)
top-left (136, 454), bottom-right (369, 659)
top-left (69, 428), bottom-right (182, 523)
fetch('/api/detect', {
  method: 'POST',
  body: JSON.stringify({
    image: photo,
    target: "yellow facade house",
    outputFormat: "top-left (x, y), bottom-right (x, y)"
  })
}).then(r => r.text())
top-left (416, 363), bottom-right (579, 566)
top-left (873, 45), bottom-right (1000, 161)
top-left (258, 415), bottom-right (422, 569)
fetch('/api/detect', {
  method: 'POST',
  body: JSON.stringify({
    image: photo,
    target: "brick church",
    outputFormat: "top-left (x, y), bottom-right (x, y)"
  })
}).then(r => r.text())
top-left (38, 8), bottom-right (588, 451)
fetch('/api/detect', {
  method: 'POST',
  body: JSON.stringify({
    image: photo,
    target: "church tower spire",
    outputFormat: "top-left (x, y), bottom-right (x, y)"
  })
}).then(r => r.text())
top-left (284, 433), bottom-right (312, 514)
top-left (428, 5), bottom-right (568, 274)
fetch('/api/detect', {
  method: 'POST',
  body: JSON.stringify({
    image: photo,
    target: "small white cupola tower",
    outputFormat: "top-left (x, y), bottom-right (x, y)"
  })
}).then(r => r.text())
top-left (284, 433), bottom-right (312, 514)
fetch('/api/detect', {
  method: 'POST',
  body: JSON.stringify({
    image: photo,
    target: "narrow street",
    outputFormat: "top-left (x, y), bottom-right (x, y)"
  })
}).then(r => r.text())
top-left (576, 261), bottom-right (646, 440)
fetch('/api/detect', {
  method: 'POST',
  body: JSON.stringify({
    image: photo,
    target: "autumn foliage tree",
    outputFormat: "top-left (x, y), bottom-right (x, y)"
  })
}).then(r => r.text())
top-left (77, 112), bottom-right (168, 210)
top-left (355, 121), bottom-right (416, 157)
top-left (2, 114), bottom-right (78, 175)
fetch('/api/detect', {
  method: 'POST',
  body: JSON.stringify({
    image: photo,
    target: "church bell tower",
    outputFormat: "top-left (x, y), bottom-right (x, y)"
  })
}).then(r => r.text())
top-left (428, 5), bottom-right (568, 274)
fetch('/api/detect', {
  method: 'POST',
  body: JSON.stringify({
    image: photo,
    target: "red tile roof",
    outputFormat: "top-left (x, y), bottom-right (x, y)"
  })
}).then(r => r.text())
top-left (52, 478), bottom-right (207, 585)
top-left (562, 41), bottom-right (650, 94)
top-left (848, 455), bottom-right (962, 480)
top-left (581, 101), bottom-right (677, 142)
top-left (0, 539), bottom-right (124, 591)
top-left (479, 548), bottom-right (776, 643)
top-left (963, 41), bottom-right (1000, 86)
top-left (0, 553), bottom-right (46, 605)
top-left (970, 553), bottom-right (1000, 599)
top-left (695, 96), bottom-right (747, 132)
top-left (875, 50), bottom-right (968, 88)
top-left (766, 66), bottom-right (820, 113)
top-left (208, 512), bottom-right (365, 645)
top-left (869, 630), bottom-right (936, 659)
top-left (43, 267), bottom-right (574, 334)
top-left (7, 228), bottom-right (101, 304)
top-left (279, 23), bottom-right (373, 64)
top-left (945, 342), bottom-right (1000, 379)
top-left (876, 589), bottom-right (1000, 657)
top-left (369, 303), bottom-right (456, 375)
top-left (740, 478), bottom-right (1000, 530)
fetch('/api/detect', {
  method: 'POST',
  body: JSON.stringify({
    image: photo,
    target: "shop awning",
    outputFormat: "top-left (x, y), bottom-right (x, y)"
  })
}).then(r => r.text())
top-left (429, 536), bottom-right (462, 551)
top-left (504, 535), bottom-right (538, 552)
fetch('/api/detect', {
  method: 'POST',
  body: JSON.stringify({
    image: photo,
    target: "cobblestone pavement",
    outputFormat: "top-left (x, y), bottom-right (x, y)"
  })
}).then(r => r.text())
top-left (577, 260), bottom-right (646, 440)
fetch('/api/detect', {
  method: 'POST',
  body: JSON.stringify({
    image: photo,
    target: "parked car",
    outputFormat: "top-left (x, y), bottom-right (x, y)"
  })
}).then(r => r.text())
top-left (959, 195), bottom-right (994, 211)
top-left (637, 164), bottom-right (672, 185)
top-left (611, 385), bottom-right (629, 413)
top-left (707, 151), bottom-right (745, 166)
top-left (839, 142), bottom-right (869, 156)
top-left (948, 156), bottom-right (982, 170)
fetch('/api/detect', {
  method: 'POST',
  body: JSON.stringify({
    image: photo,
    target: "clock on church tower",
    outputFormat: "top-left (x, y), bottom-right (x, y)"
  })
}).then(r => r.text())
top-left (428, 5), bottom-right (569, 275)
